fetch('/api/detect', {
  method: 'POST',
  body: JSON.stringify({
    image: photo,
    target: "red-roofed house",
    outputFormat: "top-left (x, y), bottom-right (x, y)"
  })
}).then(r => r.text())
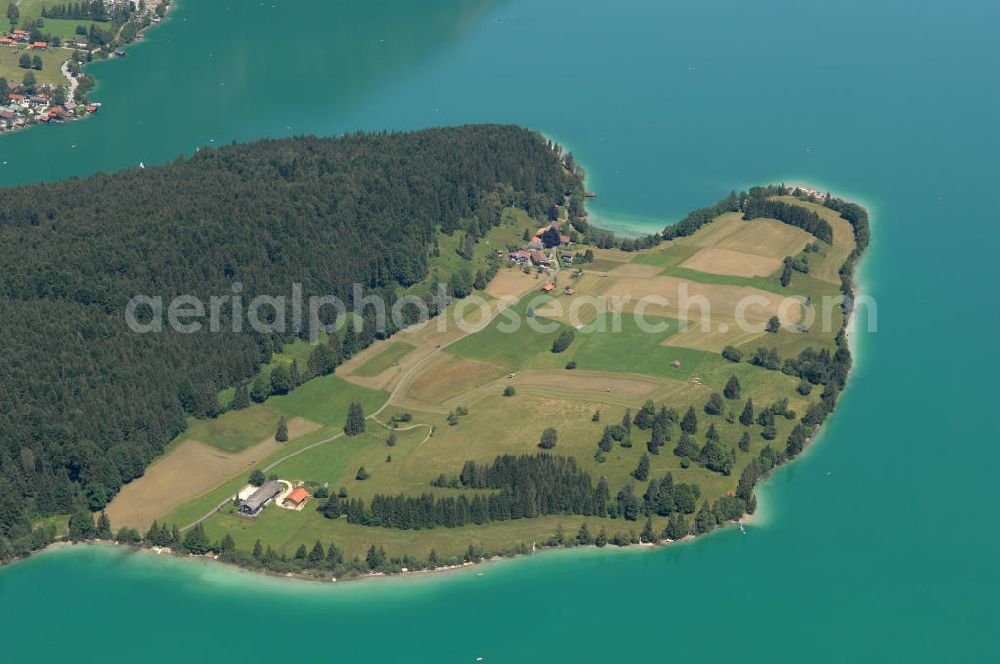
top-left (283, 487), bottom-right (310, 508)
top-left (541, 283), bottom-right (554, 293)
top-left (31, 41), bottom-right (48, 49)
top-left (509, 249), bottom-right (530, 264)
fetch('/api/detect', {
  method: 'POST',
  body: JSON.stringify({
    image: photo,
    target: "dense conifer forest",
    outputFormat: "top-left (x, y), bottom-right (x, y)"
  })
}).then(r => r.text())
top-left (0, 125), bottom-right (582, 556)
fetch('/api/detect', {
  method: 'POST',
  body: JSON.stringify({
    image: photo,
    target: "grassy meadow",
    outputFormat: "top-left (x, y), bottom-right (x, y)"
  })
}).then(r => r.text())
top-left (117, 199), bottom-right (855, 561)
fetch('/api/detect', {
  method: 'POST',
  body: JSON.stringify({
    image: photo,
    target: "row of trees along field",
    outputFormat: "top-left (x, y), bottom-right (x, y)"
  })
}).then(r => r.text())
top-left (587, 184), bottom-right (841, 253)
top-left (316, 452), bottom-right (748, 530)
top-left (0, 126), bottom-right (585, 556)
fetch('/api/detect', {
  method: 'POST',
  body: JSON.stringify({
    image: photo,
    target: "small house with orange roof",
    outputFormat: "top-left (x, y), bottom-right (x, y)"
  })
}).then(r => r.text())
top-left (540, 283), bottom-right (554, 293)
top-left (31, 41), bottom-right (48, 49)
top-left (283, 487), bottom-right (310, 508)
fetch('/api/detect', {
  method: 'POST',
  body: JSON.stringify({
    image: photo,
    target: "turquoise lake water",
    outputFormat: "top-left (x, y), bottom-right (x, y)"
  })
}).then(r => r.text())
top-left (2, 0), bottom-right (999, 660)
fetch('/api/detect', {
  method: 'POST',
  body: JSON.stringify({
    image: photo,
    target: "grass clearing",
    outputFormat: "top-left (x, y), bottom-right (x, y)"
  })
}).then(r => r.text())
top-left (268, 374), bottom-right (388, 427)
top-left (178, 407), bottom-right (285, 454)
top-left (0, 46), bottom-right (71, 86)
top-left (351, 341), bottom-right (417, 377)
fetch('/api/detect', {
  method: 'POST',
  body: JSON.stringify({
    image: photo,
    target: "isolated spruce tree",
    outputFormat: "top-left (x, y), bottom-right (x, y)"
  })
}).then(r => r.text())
top-left (681, 405), bottom-right (698, 434)
top-left (355, 466), bottom-right (369, 481)
top-left (539, 427), bottom-right (558, 449)
top-left (622, 409), bottom-right (632, 433)
top-left (290, 360), bottom-right (302, 387)
top-left (576, 522), bottom-right (593, 545)
top-left (253, 539), bottom-right (263, 560)
top-left (598, 427), bottom-right (614, 453)
top-left (705, 422), bottom-right (720, 443)
top-left (275, 416), bottom-right (289, 443)
top-left (551, 328), bottom-right (575, 353)
top-left (344, 401), bottom-right (366, 436)
top-left (704, 393), bottom-right (724, 415)
top-left (248, 468), bottom-right (265, 487)
top-left (724, 375), bottom-right (741, 400)
top-left (386, 429), bottom-right (397, 446)
top-left (220, 533), bottom-right (236, 555)
top-left (780, 257), bottom-right (793, 287)
top-left (308, 540), bottom-right (325, 565)
top-left (739, 430), bottom-right (751, 452)
top-left (294, 544), bottom-right (308, 560)
top-left (740, 399), bottom-right (755, 427)
top-left (633, 453), bottom-right (650, 481)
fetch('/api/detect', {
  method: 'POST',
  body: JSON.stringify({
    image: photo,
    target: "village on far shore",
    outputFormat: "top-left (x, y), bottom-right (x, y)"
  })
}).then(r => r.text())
top-left (0, 0), bottom-right (171, 133)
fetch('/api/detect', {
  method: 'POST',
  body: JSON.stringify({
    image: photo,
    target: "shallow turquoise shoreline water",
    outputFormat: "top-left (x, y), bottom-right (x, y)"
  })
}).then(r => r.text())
top-left (2, 0), bottom-right (999, 660)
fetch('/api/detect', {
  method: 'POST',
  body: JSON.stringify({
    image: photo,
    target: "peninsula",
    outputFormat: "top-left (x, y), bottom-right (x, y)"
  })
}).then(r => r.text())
top-left (0, 126), bottom-right (868, 579)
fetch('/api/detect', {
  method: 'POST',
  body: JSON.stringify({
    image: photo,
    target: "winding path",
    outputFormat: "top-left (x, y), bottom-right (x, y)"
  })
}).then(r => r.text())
top-left (180, 287), bottom-right (532, 531)
top-left (60, 60), bottom-right (78, 105)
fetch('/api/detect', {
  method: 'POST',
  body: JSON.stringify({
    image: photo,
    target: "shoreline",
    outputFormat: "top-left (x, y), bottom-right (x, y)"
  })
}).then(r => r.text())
top-left (0, 1), bottom-right (175, 136)
top-left (3, 520), bottom-right (734, 587)
top-left (0, 181), bottom-right (868, 586)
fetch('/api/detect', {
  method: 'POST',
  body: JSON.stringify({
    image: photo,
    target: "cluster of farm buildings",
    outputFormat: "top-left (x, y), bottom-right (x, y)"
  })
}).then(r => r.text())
top-left (238, 481), bottom-right (311, 517)
top-left (508, 222), bottom-right (576, 270)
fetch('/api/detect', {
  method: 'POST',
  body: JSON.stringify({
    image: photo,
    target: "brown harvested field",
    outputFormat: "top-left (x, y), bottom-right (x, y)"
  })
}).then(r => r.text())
top-left (689, 212), bottom-right (812, 259)
top-left (662, 315), bottom-right (768, 351)
top-left (680, 246), bottom-right (783, 278)
top-left (715, 219), bottom-right (811, 259)
top-left (105, 417), bottom-right (321, 529)
top-left (602, 275), bottom-right (802, 324)
top-left (404, 353), bottom-right (508, 405)
top-left (605, 263), bottom-right (665, 278)
top-left (511, 369), bottom-right (686, 401)
top-left (484, 267), bottom-right (540, 299)
top-left (687, 212), bottom-right (747, 246)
